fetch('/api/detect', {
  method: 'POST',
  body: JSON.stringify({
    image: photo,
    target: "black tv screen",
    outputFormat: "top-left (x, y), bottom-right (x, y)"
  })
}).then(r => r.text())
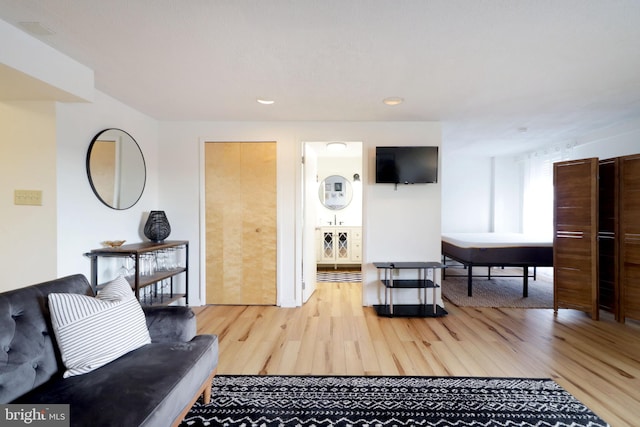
top-left (375, 146), bottom-right (438, 184)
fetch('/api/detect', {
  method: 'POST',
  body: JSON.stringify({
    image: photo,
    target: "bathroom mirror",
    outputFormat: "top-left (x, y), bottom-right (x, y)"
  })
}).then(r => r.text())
top-left (318, 175), bottom-right (352, 210)
top-left (86, 128), bottom-right (146, 210)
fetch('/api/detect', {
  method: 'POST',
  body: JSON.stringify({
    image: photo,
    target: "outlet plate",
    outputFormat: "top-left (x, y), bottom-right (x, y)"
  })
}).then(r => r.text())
top-left (14, 189), bottom-right (42, 206)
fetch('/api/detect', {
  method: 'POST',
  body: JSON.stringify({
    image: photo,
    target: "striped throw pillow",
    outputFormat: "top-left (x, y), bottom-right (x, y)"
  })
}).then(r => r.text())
top-left (48, 275), bottom-right (151, 377)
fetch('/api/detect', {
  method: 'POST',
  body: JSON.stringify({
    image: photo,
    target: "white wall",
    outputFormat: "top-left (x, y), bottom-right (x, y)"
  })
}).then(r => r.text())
top-left (572, 118), bottom-right (640, 160)
top-left (56, 90), bottom-right (160, 281)
top-left (493, 156), bottom-right (523, 233)
top-left (158, 121), bottom-right (442, 307)
top-left (441, 154), bottom-right (492, 232)
top-left (0, 101), bottom-right (57, 291)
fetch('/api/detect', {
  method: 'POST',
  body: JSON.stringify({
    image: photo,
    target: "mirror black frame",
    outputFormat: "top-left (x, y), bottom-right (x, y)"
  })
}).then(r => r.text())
top-left (86, 128), bottom-right (146, 210)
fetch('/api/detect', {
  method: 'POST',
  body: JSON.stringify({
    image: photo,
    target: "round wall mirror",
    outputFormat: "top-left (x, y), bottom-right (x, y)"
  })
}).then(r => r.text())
top-left (318, 175), bottom-right (353, 210)
top-left (86, 128), bottom-right (146, 210)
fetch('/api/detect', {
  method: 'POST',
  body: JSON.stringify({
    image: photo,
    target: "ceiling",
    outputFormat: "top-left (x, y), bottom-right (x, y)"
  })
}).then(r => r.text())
top-left (1, 0), bottom-right (640, 156)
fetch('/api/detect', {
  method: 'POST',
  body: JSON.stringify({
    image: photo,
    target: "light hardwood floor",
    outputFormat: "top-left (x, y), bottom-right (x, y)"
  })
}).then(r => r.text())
top-left (194, 282), bottom-right (640, 427)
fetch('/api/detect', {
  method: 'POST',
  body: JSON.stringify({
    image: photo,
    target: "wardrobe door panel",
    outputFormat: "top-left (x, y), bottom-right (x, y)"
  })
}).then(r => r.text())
top-left (553, 158), bottom-right (599, 320)
top-left (620, 154), bottom-right (640, 322)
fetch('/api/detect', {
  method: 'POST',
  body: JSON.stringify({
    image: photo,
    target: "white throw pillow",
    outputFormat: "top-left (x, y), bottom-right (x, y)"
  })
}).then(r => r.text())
top-left (48, 275), bottom-right (151, 377)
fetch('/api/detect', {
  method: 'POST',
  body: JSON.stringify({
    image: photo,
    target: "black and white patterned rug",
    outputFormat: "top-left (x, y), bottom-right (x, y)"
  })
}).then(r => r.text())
top-left (180, 375), bottom-right (608, 427)
top-left (316, 270), bottom-right (361, 282)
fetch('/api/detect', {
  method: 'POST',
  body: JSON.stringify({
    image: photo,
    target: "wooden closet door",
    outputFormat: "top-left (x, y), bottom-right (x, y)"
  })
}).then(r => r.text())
top-left (553, 158), bottom-right (599, 320)
top-left (620, 154), bottom-right (640, 322)
top-left (204, 142), bottom-right (277, 305)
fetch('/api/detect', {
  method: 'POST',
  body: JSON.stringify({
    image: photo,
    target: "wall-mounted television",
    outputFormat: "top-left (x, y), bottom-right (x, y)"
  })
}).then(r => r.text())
top-left (375, 146), bottom-right (438, 184)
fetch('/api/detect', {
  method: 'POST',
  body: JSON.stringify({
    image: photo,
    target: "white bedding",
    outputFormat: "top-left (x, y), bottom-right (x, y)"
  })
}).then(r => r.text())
top-left (442, 232), bottom-right (552, 248)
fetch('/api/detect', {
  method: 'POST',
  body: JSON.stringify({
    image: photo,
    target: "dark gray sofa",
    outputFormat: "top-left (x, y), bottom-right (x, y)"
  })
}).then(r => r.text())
top-left (0, 274), bottom-right (218, 426)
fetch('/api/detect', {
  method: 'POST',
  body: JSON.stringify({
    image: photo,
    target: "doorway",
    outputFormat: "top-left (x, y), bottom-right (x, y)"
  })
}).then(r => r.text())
top-left (301, 141), bottom-right (363, 303)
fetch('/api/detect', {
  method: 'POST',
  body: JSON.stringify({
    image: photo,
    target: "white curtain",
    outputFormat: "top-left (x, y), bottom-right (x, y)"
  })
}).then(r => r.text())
top-left (521, 144), bottom-right (573, 238)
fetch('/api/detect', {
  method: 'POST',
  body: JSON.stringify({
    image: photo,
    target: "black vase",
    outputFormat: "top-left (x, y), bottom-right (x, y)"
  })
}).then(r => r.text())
top-left (144, 211), bottom-right (171, 242)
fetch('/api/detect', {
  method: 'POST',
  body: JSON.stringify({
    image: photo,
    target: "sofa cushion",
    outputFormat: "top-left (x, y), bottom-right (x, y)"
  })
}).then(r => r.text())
top-left (16, 335), bottom-right (219, 427)
top-left (48, 276), bottom-right (151, 378)
top-left (0, 274), bottom-right (93, 404)
top-left (143, 305), bottom-right (197, 343)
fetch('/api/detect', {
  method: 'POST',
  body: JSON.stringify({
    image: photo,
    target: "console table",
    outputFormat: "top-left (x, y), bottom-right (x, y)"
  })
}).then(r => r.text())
top-left (85, 240), bottom-right (188, 306)
top-left (373, 262), bottom-right (447, 317)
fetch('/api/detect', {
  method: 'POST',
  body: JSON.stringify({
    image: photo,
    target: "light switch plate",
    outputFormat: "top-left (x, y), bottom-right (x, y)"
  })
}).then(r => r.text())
top-left (14, 189), bottom-right (42, 206)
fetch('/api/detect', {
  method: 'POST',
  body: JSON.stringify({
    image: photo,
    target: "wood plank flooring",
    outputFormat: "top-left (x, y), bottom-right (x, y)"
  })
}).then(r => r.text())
top-left (194, 282), bottom-right (640, 427)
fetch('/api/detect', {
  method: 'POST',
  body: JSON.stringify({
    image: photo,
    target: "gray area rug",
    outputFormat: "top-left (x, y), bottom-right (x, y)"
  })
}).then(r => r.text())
top-left (180, 375), bottom-right (606, 426)
top-left (442, 267), bottom-right (554, 308)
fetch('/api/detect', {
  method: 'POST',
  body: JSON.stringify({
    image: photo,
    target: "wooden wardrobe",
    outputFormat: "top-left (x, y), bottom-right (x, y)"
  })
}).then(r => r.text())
top-left (553, 154), bottom-right (640, 322)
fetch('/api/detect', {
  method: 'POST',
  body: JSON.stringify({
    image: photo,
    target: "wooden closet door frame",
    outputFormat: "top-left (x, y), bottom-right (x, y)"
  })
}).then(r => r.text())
top-left (553, 158), bottom-right (599, 320)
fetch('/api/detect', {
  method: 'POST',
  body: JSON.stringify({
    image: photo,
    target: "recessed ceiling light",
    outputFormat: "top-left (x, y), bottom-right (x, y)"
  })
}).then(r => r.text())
top-left (326, 141), bottom-right (347, 151)
top-left (257, 98), bottom-right (274, 105)
top-left (383, 97), bottom-right (404, 106)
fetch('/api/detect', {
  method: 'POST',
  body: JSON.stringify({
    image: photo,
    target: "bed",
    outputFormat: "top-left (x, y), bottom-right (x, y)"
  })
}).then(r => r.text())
top-left (441, 232), bottom-right (553, 297)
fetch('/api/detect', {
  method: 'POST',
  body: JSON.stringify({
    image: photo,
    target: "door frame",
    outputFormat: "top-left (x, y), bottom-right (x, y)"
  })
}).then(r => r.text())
top-left (298, 140), bottom-right (365, 306)
top-left (301, 143), bottom-right (319, 303)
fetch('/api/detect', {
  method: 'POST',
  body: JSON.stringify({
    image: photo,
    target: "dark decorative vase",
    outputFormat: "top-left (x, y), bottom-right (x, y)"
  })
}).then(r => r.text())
top-left (144, 211), bottom-right (171, 242)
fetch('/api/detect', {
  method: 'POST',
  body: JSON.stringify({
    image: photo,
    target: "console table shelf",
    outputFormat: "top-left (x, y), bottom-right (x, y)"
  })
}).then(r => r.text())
top-left (380, 279), bottom-right (437, 289)
top-left (373, 261), bottom-right (447, 318)
top-left (123, 267), bottom-right (187, 289)
top-left (85, 240), bottom-right (189, 306)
